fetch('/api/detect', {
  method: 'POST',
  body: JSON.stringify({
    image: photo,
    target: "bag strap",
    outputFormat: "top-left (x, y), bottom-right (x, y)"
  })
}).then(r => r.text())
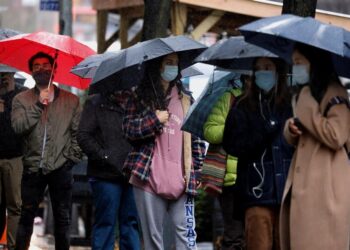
top-left (323, 96), bottom-right (350, 156)
top-left (323, 96), bottom-right (350, 116)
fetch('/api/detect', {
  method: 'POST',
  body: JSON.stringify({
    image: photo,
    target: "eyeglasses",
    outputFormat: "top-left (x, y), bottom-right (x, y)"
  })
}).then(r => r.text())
top-left (32, 63), bottom-right (52, 72)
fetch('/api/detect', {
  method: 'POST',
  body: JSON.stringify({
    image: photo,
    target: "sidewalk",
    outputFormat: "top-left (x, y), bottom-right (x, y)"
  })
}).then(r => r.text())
top-left (29, 221), bottom-right (89, 250)
top-left (29, 219), bottom-right (213, 250)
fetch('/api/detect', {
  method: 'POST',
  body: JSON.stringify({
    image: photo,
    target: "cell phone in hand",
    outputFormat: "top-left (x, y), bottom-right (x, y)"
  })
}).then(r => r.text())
top-left (293, 117), bottom-right (304, 131)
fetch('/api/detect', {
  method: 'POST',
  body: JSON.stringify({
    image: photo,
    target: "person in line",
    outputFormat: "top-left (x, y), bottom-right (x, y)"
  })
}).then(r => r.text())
top-left (12, 52), bottom-right (82, 250)
top-left (0, 65), bottom-right (26, 250)
top-left (280, 43), bottom-right (350, 250)
top-left (202, 73), bottom-right (251, 250)
top-left (223, 57), bottom-right (293, 250)
top-left (77, 89), bottom-right (141, 250)
top-left (122, 53), bottom-right (206, 250)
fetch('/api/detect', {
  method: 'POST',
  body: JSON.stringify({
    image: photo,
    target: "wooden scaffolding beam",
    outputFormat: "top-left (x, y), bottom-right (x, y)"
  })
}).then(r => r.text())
top-left (171, 3), bottom-right (188, 35)
top-left (190, 10), bottom-right (225, 40)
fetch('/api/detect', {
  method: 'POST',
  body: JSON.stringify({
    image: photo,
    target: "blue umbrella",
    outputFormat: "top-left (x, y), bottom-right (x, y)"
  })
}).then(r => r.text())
top-left (239, 14), bottom-right (350, 78)
top-left (181, 70), bottom-right (240, 139)
top-left (195, 36), bottom-right (277, 70)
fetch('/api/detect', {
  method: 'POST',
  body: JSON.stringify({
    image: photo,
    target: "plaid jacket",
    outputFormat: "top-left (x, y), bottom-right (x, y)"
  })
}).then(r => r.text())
top-left (122, 89), bottom-right (206, 196)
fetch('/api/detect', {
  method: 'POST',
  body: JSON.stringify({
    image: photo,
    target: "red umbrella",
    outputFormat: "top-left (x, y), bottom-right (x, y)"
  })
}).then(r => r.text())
top-left (0, 31), bottom-right (96, 89)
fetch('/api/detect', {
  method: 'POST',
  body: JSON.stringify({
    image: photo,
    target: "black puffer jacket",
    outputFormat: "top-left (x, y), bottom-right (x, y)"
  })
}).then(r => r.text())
top-left (77, 93), bottom-right (132, 182)
top-left (0, 84), bottom-right (26, 159)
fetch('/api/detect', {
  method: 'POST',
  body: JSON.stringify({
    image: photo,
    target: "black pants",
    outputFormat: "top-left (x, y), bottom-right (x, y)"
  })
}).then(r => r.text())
top-left (16, 163), bottom-right (73, 250)
top-left (219, 185), bottom-right (245, 250)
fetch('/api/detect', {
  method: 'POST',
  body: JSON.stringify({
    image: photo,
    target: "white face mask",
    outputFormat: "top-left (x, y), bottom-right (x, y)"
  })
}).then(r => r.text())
top-left (161, 65), bottom-right (178, 82)
top-left (291, 64), bottom-right (310, 86)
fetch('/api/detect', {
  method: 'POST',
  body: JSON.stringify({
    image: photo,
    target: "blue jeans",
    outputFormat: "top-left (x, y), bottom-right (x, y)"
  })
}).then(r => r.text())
top-left (90, 179), bottom-right (140, 250)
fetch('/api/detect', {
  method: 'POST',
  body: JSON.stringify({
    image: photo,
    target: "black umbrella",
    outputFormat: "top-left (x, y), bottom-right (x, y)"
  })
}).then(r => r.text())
top-left (195, 36), bottom-right (278, 70)
top-left (0, 64), bottom-right (18, 73)
top-left (0, 28), bottom-right (22, 40)
top-left (239, 14), bottom-right (350, 78)
top-left (70, 52), bottom-right (117, 78)
top-left (90, 35), bottom-right (207, 92)
top-left (181, 65), bottom-right (203, 78)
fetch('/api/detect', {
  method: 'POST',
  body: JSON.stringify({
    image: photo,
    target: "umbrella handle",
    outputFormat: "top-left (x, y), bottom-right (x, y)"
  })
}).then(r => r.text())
top-left (47, 51), bottom-right (58, 92)
top-left (149, 73), bottom-right (163, 109)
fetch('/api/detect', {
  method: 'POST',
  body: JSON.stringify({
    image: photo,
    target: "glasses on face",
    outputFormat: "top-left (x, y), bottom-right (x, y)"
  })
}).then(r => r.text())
top-left (32, 63), bottom-right (52, 72)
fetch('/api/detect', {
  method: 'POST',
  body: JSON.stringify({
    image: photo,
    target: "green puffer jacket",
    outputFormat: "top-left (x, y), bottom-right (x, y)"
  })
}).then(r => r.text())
top-left (203, 88), bottom-right (241, 186)
top-left (11, 86), bottom-right (82, 174)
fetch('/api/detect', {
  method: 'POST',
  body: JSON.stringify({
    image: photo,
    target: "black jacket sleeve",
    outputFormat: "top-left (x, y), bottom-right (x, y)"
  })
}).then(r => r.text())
top-left (77, 96), bottom-right (105, 160)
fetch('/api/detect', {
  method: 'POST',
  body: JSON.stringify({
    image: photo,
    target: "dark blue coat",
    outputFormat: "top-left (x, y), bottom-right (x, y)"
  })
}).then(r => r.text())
top-left (223, 98), bottom-right (294, 207)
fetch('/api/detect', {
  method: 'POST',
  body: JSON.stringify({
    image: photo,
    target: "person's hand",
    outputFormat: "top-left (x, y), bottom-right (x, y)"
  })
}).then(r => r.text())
top-left (288, 118), bottom-right (302, 136)
top-left (0, 99), bottom-right (4, 112)
top-left (155, 110), bottom-right (169, 124)
top-left (39, 89), bottom-right (50, 105)
top-left (1, 74), bottom-right (15, 91)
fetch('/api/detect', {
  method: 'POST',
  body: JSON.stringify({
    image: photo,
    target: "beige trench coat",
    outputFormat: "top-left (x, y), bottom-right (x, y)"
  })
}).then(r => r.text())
top-left (280, 83), bottom-right (350, 250)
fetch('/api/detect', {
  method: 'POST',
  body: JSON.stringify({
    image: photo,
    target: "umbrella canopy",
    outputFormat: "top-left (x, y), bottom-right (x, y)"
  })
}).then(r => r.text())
top-left (0, 64), bottom-right (17, 73)
top-left (195, 36), bottom-right (277, 69)
top-left (72, 52), bottom-right (203, 80)
top-left (0, 28), bottom-right (22, 40)
top-left (90, 35), bottom-right (207, 91)
top-left (0, 31), bottom-right (96, 89)
top-left (239, 14), bottom-right (350, 78)
top-left (181, 65), bottom-right (203, 78)
top-left (181, 71), bottom-right (240, 139)
top-left (70, 52), bottom-right (117, 78)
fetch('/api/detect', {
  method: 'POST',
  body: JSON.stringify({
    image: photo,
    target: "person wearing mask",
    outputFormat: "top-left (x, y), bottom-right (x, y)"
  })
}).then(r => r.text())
top-left (11, 52), bottom-right (82, 250)
top-left (202, 74), bottom-right (251, 250)
top-left (0, 65), bottom-right (26, 250)
top-left (77, 90), bottom-right (140, 250)
top-left (122, 53), bottom-right (206, 250)
top-left (223, 57), bottom-right (293, 250)
top-left (280, 43), bottom-right (350, 250)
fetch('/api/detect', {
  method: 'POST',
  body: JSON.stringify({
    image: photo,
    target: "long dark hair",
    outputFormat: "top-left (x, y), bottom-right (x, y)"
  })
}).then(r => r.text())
top-left (294, 43), bottom-right (341, 103)
top-left (237, 57), bottom-right (290, 113)
top-left (135, 55), bottom-right (184, 111)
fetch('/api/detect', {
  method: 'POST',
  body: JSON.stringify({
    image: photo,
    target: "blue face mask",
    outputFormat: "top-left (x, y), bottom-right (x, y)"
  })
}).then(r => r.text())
top-left (254, 70), bottom-right (277, 92)
top-left (291, 64), bottom-right (309, 86)
top-left (232, 78), bottom-right (243, 89)
top-left (161, 65), bottom-right (178, 82)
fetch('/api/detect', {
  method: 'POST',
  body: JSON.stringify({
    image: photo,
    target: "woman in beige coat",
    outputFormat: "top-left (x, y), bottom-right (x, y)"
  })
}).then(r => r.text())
top-left (280, 43), bottom-right (350, 250)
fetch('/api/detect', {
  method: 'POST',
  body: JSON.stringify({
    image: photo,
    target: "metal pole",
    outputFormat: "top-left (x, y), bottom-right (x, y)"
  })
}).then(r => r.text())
top-left (59, 0), bottom-right (72, 36)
